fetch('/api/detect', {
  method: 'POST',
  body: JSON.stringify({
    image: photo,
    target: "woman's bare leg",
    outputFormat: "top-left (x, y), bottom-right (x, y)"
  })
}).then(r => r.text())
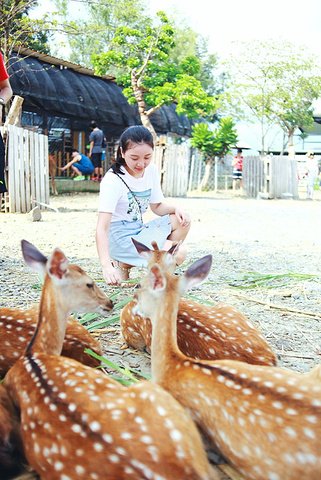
top-left (162, 213), bottom-right (191, 265)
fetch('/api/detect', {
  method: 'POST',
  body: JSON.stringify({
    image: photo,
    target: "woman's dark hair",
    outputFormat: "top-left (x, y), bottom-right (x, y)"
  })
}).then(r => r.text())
top-left (111, 126), bottom-right (154, 174)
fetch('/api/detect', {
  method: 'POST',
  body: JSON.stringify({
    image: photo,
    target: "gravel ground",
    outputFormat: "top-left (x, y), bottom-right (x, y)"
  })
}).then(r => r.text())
top-left (1, 191), bottom-right (321, 378)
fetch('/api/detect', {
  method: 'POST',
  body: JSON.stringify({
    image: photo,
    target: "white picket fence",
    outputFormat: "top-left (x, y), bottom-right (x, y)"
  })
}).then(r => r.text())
top-left (2, 125), bottom-right (49, 213)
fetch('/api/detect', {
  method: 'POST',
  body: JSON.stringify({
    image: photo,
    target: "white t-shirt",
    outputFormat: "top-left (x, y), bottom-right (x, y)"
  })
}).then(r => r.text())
top-left (98, 163), bottom-right (164, 222)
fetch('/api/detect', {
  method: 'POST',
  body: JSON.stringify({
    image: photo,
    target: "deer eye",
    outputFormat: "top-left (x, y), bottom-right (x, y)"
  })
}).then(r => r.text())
top-left (86, 283), bottom-right (94, 289)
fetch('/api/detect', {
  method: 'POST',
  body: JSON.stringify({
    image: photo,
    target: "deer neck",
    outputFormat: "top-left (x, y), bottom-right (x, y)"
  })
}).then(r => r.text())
top-left (28, 276), bottom-right (70, 356)
top-left (150, 288), bottom-right (183, 383)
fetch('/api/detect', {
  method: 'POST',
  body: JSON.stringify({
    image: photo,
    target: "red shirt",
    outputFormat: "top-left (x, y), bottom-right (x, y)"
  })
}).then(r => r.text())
top-left (0, 52), bottom-right (9, 82)
top-left (233, 155), bottom-right (243, 171)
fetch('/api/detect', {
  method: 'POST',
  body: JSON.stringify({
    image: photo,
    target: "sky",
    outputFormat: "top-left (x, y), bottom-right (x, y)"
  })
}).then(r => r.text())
top-left (32, 0), bottom-right (321, 153)
top-left (147, 0), bottom-right (321, 62)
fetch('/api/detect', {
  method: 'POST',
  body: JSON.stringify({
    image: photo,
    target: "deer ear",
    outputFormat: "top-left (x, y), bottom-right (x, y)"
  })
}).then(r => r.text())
top-left (132, 238), bottom-right (151, 260)
top-left (180, 255), bottom-right (212, 291)
top-left (21, 239), bottom-right (47, 277)
top-left (149, 264), bottom-right (166, 291)
top-left (167, 240), bottom-right (181, 257)
top-left (47, 248), bottom-right (69, 280)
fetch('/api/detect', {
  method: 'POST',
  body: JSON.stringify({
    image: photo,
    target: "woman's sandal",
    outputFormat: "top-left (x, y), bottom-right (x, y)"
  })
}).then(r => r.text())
top-left (112, 260), bottom-right (135, 288)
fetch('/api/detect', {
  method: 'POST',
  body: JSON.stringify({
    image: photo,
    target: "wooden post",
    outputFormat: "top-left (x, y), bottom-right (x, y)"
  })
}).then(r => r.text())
top-left (4, 96), bottom-right (24, 127)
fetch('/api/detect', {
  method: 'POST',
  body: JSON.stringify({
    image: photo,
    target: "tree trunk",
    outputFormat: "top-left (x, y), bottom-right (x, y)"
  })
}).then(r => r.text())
top-left (287, 130), bottom-right (295, 159)
top-left (200, 159), bottom-right (213, 190)
top-left (131, 69), bottom-right (158, 143)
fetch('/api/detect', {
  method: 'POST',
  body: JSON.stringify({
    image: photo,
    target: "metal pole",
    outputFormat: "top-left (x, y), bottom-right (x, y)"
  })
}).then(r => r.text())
top-left (188, 154), bottom-right (195, 192)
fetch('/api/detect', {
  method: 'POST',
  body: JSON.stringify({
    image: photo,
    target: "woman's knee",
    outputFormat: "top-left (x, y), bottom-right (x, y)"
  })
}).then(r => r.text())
top-left (169, 215), bottom-right (191, 241)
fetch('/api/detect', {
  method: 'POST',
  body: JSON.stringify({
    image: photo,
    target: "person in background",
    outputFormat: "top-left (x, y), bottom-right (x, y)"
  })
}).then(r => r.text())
top-left (0, 52), bottom-right (13, 195)
top-left (305, 151), bottom-right (318, 200)
top-left (89, 120), bottom-right (104, 181)
top-left (60, 149), bottom-right (94, 180)
top-left (232, 148), bottom-right (243, 190)
top-left (96, 125), bottom-right (191, 287)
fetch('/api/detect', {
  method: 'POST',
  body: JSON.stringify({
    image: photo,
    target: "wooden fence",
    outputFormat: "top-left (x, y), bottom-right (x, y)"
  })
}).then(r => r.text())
top-left (1, 129), bottom-right (300, 212)
top-left (2, 124), bottom-right (49, 213)
top-left (242, 155), bottom-right (299, 198)
top-left (186, 152), bottom-right (299, 198)
top-left (154, 144), bottom-right (190, 197)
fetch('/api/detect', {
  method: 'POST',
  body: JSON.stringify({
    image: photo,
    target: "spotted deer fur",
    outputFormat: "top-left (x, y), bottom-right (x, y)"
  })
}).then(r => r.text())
top-left (133, 255), bottom-right (321, 480)
top-left (4, 241), bottom-right (218, 480)
top-left (0, 305), bottom-right (103, 378)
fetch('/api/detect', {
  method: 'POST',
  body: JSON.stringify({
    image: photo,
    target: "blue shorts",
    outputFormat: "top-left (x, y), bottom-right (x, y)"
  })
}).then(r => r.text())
top-left (108, 215), bottom-right (172, 267)
top-left (74, 163), bottom-right (94, 175)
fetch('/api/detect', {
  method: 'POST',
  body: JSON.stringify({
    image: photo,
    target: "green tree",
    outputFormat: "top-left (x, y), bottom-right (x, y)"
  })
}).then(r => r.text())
top-left (92, 12), bottom-right (219, 141)
top-left (223, 39), bottom-right (321, 154)
top-left (166, 18), bottom-right (223, 99)
top-left (0, 0), bottom-right (51, 64)
top-left (190, 117), bottom-right (238, 190)
top-left (56, 0), bottom-right (150, 69)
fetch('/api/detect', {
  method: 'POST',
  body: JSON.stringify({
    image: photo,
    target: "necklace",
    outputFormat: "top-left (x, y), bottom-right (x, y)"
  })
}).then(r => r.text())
top-left (114, 173), bottom-right (143, 223)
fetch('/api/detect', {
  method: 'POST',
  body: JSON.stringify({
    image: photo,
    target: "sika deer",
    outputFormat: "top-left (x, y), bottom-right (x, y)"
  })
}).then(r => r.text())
top-left (133, 255), bottom-right (321, 480)
top-left (121, 239), bottom-right (277, 366)
top-left (0, 305), bottom-right (104, 377)
top-left (4, 241), bottom-right (218, 480)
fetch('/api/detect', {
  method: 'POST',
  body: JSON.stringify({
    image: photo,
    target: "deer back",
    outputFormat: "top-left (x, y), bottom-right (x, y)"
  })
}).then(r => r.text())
top-left (4, 353), bottom-right (218, 480)
top-left (0, 305), bottom-right (103, 378)
top-left (121, 298), bottom-right (277, 366)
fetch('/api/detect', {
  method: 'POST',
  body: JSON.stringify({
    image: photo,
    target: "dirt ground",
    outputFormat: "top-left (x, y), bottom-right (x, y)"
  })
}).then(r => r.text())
top-left (1, 190), bottom-right (321, 378)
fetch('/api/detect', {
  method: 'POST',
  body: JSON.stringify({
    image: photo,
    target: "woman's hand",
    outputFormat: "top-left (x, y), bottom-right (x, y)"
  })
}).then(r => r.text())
top-left (174, 207), bottom-right (191, 228)
top-left (102, 265), bottom-right (122, 286)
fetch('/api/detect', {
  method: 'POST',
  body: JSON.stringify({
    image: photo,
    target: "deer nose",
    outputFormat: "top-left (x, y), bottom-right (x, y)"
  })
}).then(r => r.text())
top-left (101, 300), bottom-right (114, 312)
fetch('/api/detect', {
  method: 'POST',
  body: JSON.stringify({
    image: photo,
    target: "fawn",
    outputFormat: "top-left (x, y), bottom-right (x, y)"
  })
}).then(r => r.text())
top-left (133, 255), bottom-right (321, 480)
top-left (121, 239), bottom-right (277, 366)
top-left (0, 304), bottom-right (104, 378)
top-left (4, 241), bottom-right (218, 480)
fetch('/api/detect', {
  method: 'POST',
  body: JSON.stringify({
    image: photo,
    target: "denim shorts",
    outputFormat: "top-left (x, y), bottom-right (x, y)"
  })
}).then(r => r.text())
top-left (108, 215), bottom-right (172, 267)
